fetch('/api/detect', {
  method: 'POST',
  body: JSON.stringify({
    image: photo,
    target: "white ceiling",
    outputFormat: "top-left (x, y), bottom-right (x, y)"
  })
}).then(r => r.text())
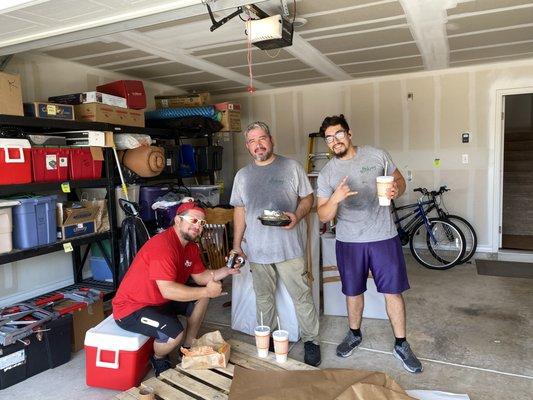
top-left (0, 0), bottom-right (532, 95)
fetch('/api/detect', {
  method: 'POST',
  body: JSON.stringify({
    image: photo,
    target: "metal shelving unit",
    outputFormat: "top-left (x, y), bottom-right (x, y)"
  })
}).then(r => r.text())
top-left (0, 114), bottom-right (177, 302)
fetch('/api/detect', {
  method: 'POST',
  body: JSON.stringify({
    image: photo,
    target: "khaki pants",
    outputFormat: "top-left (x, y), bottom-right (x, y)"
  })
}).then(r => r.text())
top-left (249, 257), bottom-right (319, 343)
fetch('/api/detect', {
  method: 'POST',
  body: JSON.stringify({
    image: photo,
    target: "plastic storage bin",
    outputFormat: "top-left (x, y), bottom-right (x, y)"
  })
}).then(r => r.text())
top-left (11, 195), bottom-right (57, 250)
top-left (139, 185), bottom-right (170, 221)
top-left (85, 315), bottom-right (153, 390)
top-left (0, 200), bottom-right (19, 254)
top-left (0, 138), bottom-right (32, 185)
top-left (90, 256), bottom-right (113, 281)
top-left (31, 147), bottom-right (69, 182)
top-left (188, 185), bottom-right (220, 207)
top-left (68, 148), bottom-right (103, 180)
top-left (115, 184), bottom-right (140, 227)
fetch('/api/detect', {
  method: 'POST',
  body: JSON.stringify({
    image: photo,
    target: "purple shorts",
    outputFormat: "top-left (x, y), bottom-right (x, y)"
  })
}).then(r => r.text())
top-left (335, 236), bottom-right (409, 296)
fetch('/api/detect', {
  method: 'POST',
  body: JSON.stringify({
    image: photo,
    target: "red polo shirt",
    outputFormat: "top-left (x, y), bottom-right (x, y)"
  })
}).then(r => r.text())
top-left (112, 227), bottom-right (205, 319)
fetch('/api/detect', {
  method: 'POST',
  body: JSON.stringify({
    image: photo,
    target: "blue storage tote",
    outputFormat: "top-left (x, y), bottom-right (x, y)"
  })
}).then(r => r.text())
top-left (90, 256), bottom-right (113, 281)
top-left (139, 185), bottom-right (171, 221)
top-left (12, 195), bottom-right (57, 249)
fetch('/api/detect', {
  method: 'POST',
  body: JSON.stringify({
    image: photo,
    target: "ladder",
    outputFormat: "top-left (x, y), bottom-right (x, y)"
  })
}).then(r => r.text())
top-left (306, 132), bottom-right (331, 176)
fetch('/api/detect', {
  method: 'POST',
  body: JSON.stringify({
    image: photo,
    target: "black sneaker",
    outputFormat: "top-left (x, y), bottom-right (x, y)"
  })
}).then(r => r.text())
top-left (150, 355), bottom-right (172, 377)
top-left (393, 341), bottom-right (423, 373)
top-left (304, 341), bottom-right (321, 367)
top-left (336, 330), bottom-right (362, 357)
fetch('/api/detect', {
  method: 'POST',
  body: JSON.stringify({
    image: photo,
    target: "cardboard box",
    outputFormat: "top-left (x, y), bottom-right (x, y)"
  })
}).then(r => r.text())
top-left (214, 102), bottom-right (240, 111)
top-left (97, 80), bottom-right (146, 110)
top-left (24, 102), bottom-right (75, 120)
top-left (56, 204), bottom-right (97, 240)
top-left (219, 109), bottom-right (241, 132)
top-left (54, 299), bottom-right (104, 352)
top-left (62, 130), bottom-right (114, 147)
top-left (48, 92), bottom-right (127, 108)
top-left (155, 92), bottom-right (211, 109)
top-left (74, 103), bottom-right (144, 127)
top-left (0, 72), bottom-right (23, 116)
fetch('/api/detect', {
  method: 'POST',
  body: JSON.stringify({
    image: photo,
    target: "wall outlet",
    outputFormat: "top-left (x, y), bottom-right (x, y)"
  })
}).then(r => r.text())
top-left (462, 154), bottom-right (469, 164)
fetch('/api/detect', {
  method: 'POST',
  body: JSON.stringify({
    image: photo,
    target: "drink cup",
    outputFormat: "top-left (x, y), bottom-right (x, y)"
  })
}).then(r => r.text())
top-left (376, 176), bottom-right (394, 206)
top-left (139, 387), bottom-right (155, 400)
top-left (254, 325), bottom-right (271, 358)
top-left (272, 329), bottom-right (289, 363)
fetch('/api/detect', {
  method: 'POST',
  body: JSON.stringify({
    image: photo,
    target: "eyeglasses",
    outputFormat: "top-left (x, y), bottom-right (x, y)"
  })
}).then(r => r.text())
top-left (324, 130), bottom-right (348, 144)
top-left (180, 215), bottom-right (207, 227)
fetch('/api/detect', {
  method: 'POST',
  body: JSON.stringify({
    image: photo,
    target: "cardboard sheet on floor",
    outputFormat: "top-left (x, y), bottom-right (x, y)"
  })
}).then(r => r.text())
top-left (229, 367), bottom-right (416, 400)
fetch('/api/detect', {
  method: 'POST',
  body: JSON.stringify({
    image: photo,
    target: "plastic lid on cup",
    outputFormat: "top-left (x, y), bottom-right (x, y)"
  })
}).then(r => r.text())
top-left (255, 325), bottom-right (270, 332)
top-left (272, 330), bottom-right (289, 339)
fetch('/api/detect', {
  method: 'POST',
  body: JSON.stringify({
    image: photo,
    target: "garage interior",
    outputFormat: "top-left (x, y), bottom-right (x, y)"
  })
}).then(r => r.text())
top-left (0, 1), bottom-right (532, 399)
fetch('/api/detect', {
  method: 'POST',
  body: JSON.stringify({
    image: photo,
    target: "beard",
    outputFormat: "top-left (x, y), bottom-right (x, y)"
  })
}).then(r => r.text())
top-left (182, 231), bottom-right (199, 242)
top-left (250, 146), bottom-right (273, 162)
top-left (333, 144), bottom-right (348, 158)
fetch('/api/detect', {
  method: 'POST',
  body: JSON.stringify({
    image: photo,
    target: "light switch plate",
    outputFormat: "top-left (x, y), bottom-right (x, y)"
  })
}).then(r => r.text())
top-left (462, 154), bottom-right (469, 164)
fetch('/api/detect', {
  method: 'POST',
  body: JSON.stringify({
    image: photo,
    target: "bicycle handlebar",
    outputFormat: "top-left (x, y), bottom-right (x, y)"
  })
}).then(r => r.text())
top-left (413, 186), bottom-right (450, 196)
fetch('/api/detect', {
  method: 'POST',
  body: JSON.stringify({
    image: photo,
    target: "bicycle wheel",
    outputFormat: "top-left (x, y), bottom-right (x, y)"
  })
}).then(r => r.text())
top-left (409, 218), bottom-right (466, 270)
top-left (445, 215), bottom-right (477, 263)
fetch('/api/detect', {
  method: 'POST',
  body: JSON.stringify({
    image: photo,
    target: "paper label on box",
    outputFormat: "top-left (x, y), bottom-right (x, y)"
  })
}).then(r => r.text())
top-left (166, 158), bottom-right (171, 166)
top-left (46, 104), bottom-right (57, 115)
top-left (63, 242), bottom-right (73, 252)
top-left (46, 154), bottom-right (58, 170)
top-left (61, 182), bottom-right (71, 193)
top-left (59, 157), bottom-right (68, 167)
top-left (0, 349), bottom-right (26, 371)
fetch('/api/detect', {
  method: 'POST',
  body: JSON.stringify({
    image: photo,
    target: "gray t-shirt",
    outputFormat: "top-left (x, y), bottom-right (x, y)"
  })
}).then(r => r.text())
top-left (230, 155), bottom-right (313, 264)
top-left (316, 145), bottom-right (398, 243)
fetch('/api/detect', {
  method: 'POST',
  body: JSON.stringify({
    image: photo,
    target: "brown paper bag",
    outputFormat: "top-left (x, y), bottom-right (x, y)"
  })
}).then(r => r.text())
top-left (181, 330), bottom-right (230, 370)
top-left (229, 367), bottom-right (415, 400)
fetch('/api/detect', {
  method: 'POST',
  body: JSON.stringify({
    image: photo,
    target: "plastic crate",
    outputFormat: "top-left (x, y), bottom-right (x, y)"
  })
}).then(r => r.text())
top-left (11, 195), bottom-right (57, 249)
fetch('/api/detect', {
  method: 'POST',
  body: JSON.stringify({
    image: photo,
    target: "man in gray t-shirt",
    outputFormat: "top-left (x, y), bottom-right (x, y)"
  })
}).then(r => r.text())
top-left (230, 121), bottom-right (321, 366)
top-left (316, 114), bottom-right (422, 374)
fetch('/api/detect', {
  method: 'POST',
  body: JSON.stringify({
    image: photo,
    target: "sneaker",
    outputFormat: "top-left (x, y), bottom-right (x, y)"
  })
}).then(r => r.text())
top-left (150, 355), bottom-right (172, 377)
top-left (304, 341), bottom-right (321, 367)
top-left (336, 330), bottom-right (362, 358)
top-left (393, 341), bottom-right (423, 373)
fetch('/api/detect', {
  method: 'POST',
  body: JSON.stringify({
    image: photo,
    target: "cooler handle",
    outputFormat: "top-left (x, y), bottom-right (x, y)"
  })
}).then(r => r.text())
top-left (95, 348), bottom-right (119, 369)
top-left (3, 147), bottom-right (25, 163)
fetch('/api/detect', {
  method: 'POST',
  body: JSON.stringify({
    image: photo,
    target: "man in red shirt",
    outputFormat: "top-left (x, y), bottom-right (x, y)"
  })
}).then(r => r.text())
top-left (113, 202), bottom-right (240, 376)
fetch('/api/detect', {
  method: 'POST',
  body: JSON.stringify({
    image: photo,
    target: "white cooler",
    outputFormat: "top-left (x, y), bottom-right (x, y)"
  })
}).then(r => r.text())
top-left (85, 315), bottom-right (153, 391)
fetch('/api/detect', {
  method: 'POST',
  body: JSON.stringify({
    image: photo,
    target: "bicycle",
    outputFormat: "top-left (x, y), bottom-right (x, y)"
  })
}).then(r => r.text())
top-left (391, 195), bottom-right (466, 270)
top-left (413, 186), bottom-right (477, 264)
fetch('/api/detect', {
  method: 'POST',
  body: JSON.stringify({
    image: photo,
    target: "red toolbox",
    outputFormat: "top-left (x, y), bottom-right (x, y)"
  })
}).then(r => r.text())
top-left (96, 80), bottom-right (146, 110)
top-left (0, 139), bottom-right (32, 185)
top-left (68, 148), bottom-right (102, 180)
top-left (31, 147), bottom-right (69, 182)
top-left (85, 315), bottom-right (153, 390)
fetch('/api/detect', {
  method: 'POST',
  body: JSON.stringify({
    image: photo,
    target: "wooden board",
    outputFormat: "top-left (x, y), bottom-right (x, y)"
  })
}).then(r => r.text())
top-left (112, 339), bottom-right (316, 399)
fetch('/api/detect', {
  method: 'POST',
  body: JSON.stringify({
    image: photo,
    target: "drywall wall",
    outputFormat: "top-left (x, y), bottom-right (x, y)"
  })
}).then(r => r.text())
top-left (0, 52), bottom-right (175, 304)
top-left (214, 58), bottom-right (533, 254)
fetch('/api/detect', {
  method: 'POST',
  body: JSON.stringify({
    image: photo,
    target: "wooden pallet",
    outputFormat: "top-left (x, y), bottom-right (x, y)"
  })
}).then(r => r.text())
top-left (113, 339), bottom-right (317, 400)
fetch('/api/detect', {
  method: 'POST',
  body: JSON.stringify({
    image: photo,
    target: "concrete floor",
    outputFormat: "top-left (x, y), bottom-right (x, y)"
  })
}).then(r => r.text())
top-left (2, 255), bottom-right (532, 399)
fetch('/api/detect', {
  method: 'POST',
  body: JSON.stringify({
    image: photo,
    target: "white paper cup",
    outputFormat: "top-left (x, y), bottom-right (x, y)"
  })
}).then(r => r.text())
top-left (254, 325), bottom-right (271, 358)
top-left (272, 330), bottom-right (289, 363)
top-left (376, 176), bottom-right (394, 206)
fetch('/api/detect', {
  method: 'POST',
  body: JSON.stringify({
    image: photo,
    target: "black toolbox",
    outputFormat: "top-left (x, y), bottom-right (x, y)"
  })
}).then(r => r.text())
top-left (0, 314), bottom-right (72, 390)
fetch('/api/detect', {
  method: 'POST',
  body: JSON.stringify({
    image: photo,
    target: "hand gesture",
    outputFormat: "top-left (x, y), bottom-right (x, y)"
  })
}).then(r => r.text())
top-left (331, 176), bottom-right (357, 204)
top-left (205, 273), bottom-right (224, 298)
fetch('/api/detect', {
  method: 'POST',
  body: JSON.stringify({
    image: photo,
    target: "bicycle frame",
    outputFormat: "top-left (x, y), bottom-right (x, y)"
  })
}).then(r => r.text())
top-left (392, 198), bottom-right (436, 235)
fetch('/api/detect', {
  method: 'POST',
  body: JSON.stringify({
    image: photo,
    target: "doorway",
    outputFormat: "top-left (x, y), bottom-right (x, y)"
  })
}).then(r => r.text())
top-left (501, 93), bottom-right (533, 250)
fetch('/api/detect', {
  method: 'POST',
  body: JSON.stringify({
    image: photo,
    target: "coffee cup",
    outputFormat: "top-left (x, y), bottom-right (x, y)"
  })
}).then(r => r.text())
top-left (376, 176), bottom-right (394, 206)
top-left (254, 325), bottom-right (271, 358)
top-left (272, 329), bottom-right (289, 363)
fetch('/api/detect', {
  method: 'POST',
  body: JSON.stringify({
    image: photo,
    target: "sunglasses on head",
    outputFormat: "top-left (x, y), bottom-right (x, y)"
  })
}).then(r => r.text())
top-left (180, 215), bottom-right (207, 227)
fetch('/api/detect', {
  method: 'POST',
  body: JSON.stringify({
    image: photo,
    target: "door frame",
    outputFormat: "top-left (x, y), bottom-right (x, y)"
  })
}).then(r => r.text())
top-left (492, 87), bottom-right (533, 252)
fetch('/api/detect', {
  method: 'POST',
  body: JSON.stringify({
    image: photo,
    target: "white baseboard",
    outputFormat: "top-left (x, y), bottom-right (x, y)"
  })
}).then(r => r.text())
top-left (0, 277), bottom-right (74, 307)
